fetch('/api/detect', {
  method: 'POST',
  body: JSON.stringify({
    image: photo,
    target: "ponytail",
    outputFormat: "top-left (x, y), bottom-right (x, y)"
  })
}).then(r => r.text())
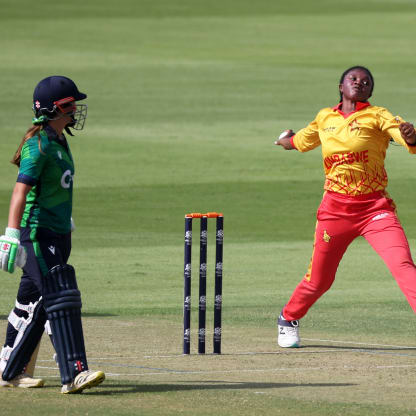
top-left (11, 125), bottom-right (43, 167)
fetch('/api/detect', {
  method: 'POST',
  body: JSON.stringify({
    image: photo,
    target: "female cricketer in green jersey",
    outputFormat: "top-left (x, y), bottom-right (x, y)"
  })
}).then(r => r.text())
top-left (0, 76), bottom-right (105, 393)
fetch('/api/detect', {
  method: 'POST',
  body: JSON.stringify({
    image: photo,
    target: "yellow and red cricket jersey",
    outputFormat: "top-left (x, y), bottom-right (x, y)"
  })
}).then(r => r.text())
top-left (291, 102), bottom-right (416, 195)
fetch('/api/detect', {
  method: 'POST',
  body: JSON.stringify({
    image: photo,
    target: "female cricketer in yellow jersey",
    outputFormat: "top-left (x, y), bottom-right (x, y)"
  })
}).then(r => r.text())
top-left (275, 66), bottom-right (416, 348)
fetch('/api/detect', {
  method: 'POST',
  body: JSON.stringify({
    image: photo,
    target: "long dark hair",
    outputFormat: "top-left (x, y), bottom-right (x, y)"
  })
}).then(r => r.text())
top-left (338, 66), bottom-right (374, 102)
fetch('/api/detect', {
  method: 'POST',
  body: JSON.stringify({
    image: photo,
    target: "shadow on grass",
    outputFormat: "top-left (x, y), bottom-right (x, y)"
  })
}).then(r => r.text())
top-left (83, 381), bottom-right (357, 395)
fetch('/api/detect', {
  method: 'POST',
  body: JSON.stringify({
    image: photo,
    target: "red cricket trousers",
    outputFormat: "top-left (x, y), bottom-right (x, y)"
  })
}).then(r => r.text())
top-left (283, 191), bottom-right (416, 321)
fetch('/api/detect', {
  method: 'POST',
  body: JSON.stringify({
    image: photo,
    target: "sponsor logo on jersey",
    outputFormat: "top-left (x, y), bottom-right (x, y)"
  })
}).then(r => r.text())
top-left (324, 150), bottom-right (369, 169)
top-left (61, 170), bottom-right (74, 189)
top-left (48, 246), bottom-right (56, 255)
top-left (323, 126), bottom-right (336, 133)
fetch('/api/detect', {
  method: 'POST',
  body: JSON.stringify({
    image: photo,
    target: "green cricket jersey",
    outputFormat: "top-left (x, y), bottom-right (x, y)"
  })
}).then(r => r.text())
top-left (17, 125), bottom-right (74, 234)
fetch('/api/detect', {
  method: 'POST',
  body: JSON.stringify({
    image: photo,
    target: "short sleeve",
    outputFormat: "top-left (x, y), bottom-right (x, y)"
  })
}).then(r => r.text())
top-left (17, 137), bottom-right (47, 185)
top-left (377, 108), bottom-right (416, 154)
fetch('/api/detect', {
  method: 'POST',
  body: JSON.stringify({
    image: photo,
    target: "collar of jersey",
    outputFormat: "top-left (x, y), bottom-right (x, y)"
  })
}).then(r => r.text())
top-left (332, 101), bottom-right (371, 119)
top-left (43, 125), bottom-right (67, 146)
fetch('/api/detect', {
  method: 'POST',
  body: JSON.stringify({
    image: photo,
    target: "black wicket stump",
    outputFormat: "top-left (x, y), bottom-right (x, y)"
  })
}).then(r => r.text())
top-left (198, 216), bottom-right (207, 354)
top-left (183, 217), bottom-right (192, 355)
top-left (183, 212), bottom-right (223, 355)
top-left (213, 215), bottom-right (223, 354)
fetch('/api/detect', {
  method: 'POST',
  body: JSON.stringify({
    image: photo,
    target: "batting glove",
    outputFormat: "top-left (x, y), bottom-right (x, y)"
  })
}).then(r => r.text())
top-left (0, 228), bottom-right (27, 273)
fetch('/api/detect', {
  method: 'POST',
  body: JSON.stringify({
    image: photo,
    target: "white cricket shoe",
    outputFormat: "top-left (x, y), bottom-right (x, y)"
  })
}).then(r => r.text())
top-left (277, 312), bottom-right (300, 348)
top-left (0, 371), bottom-right (44, 388)
top-left (61, 370), bottom-right (105, 394)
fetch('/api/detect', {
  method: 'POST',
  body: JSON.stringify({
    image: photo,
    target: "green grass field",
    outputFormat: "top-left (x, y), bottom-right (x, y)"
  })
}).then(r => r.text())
top-left (1, 1), bottom-right (416, 414)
